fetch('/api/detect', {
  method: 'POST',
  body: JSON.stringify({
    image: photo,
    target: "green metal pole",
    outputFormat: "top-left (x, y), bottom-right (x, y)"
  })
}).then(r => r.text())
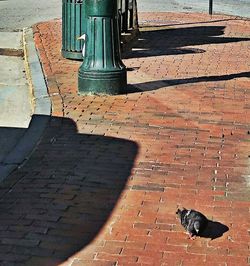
top-left (78, 0), bottom-right (127, 95)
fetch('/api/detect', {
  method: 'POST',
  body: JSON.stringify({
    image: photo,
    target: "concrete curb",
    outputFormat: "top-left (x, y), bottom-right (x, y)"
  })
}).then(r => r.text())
top-left (0, 28), bottom-right (51, 182)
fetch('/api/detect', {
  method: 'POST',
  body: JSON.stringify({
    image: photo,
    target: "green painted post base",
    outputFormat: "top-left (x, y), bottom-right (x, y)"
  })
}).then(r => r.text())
top-left (78, 0), bottom-right (127, 95)
top-left (79, 69), bottom-right (127, 95)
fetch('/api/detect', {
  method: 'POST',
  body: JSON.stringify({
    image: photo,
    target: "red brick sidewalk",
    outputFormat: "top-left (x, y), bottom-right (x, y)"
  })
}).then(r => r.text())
top-left (0, 12), bottom-right (250, 266)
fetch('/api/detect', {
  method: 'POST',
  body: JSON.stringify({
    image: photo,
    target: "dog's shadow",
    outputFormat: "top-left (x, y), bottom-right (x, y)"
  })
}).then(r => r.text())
top-left (200, 220), bottom-right (229, 240)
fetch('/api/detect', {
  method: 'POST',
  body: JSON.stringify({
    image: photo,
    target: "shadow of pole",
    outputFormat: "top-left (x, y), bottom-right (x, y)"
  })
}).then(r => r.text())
top-left (127, 71), bottom-right (250, 93)
top-left (139, 18), bottom-right (238, 28)
top-left (0, 115), bottom-right (138, 265)
top-left (123, 25), bottom-right (250, 58)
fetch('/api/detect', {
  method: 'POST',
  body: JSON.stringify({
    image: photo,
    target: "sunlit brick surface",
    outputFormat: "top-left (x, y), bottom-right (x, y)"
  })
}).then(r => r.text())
top-left (0, 12), bottom-right (249, 266)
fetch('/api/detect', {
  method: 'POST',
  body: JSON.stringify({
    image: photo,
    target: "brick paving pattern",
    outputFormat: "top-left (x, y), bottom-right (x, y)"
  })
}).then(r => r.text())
top-left (0, 12), bottom-right (250, 265)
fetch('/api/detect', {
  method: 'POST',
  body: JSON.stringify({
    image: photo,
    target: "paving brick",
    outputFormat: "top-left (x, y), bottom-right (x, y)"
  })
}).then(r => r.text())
top-left (0, 252), bottom-right (30, 263)
top-left (69, 260), bottom-right (117, 266)
top-left (96, 252), bottom-right (139, 264)
top-left (25, 256), bottom-right (62, 266)
top-left (0, 238), bottom-right (40, 248)
top-left (39, 240), bottom-right (80, 252)
top-left (11, 245), bottom-right (53, 257)
top-left (0, 10), bottom-right (249, 265)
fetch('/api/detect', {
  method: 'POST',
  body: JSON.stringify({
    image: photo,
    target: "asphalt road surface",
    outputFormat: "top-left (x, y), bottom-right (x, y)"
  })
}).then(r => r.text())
top-left (0, 0), bottom-right (249, 31)
top-left (0, 0), bottom-right (61, 31)
top-left (137, 0), bottom-right (250, 18)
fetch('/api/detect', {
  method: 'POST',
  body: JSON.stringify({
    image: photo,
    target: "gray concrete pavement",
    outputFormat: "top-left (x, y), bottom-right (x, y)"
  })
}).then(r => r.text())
top-left (0, 0), bottom-right (61, 31)
top-left (0, 30), bottom-right (51, 181)
top-left (0, 32), bottom-right (23, 50)
top-left (0, 55), bottom-right (32, 128)
top-left (0, 32), bottom-right (32, 165)
top-left (0, 0), bottom-right (56, 181)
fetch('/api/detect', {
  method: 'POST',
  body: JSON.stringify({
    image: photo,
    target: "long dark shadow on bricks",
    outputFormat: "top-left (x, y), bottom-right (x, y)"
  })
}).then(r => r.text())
top-left (124, 25), bottom-right (250, 58)
top-left (0, 115), bottom-right (138, 265)
top-left (140, 18), bottom-right (238, 28)
top-left (127, 71), bottom-right (250, 93)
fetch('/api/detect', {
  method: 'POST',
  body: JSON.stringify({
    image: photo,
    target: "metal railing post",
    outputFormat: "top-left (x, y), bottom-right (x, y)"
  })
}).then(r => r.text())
top-left (209, 0), bottom-right (213, 15)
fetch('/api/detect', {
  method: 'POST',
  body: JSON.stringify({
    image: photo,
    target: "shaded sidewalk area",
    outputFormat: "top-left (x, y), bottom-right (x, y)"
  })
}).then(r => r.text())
top-left (0, 12), bottom-right (250, 265)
